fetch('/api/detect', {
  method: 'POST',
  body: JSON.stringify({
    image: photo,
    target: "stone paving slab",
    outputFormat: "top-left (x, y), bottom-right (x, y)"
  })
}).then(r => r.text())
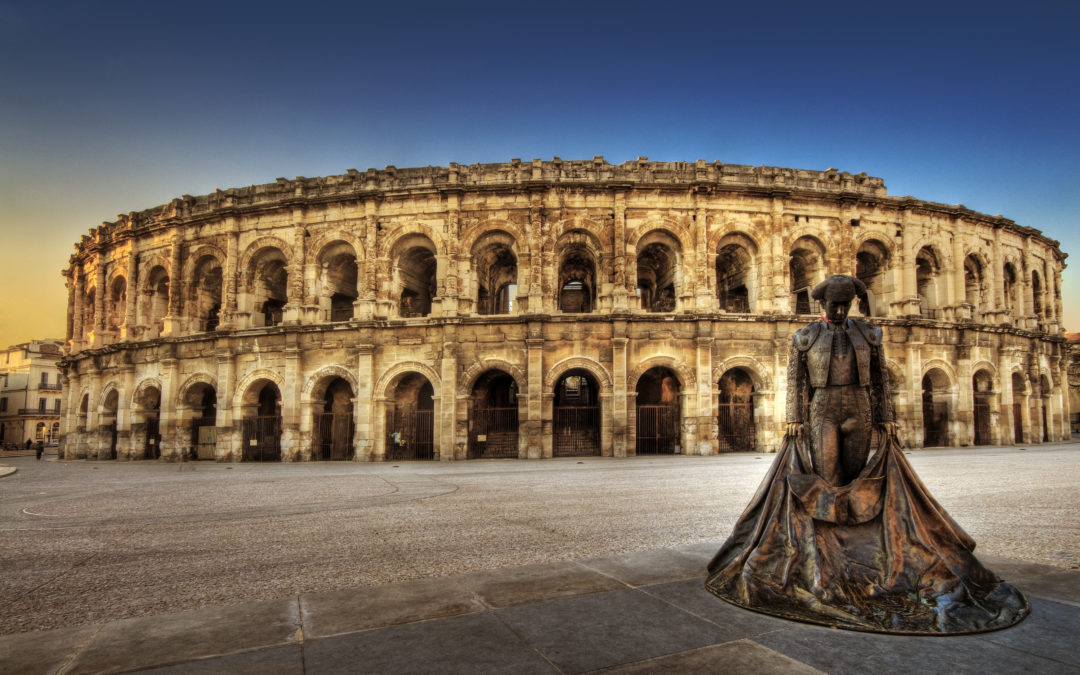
top-left (1, 546), bottom-right (1077, 674)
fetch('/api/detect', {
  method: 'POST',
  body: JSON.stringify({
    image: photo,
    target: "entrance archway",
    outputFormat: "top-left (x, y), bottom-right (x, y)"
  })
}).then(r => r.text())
top-left (184, 383), bottom-right (217, 460)
top-left (635, 367), bottom-right (680, 454)
top-left (922, 369), bottom-right (951, 447)
top-left (386, 374), bottom-right (435, 460)
top-left (242, 381), bottom-right (280, 461)
top-left (101, 389), bottom-right (119, 459)
top-left (468, 370), bottom-right (519, 458)
top-left (1011, 372), bottom-right (1026, 443)
top-left (313, 377), bottom-right (354, 460)
top-left (135, 385), bottom-right (162, 459)
top-left (718, 369), bottom-right (756, 452)
top-left (972, 370), bottom-right (993, 446)
top-left (553, 370), bottom-right (600, 457)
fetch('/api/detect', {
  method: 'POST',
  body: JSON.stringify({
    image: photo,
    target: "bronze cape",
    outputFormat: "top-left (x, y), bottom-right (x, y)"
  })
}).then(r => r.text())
top-left (704, 433), bottom-right (1030, 634)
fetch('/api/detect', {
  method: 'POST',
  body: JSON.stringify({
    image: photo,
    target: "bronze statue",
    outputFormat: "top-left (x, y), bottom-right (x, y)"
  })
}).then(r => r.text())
top-left (705, 274), bottom-right (1030, 634)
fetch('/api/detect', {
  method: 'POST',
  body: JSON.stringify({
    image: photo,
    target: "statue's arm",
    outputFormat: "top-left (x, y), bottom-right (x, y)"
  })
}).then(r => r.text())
top-left (786, 343), bottom-right (807, 430)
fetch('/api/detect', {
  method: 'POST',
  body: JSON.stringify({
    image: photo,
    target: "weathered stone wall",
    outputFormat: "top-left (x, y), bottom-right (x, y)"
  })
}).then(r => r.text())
top-left (57, 158), bottom-right (1069, 461)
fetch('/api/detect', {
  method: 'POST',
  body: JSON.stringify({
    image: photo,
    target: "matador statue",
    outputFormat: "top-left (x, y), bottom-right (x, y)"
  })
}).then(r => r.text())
top-left (705, 274), bottom-right (1029, 634)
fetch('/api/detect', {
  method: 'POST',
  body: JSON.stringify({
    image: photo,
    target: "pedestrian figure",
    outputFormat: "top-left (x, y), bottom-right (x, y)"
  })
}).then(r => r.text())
top-left (36, 442), bottom-right (43, 460)
top-left (26, 438), bottom-right (32, 450)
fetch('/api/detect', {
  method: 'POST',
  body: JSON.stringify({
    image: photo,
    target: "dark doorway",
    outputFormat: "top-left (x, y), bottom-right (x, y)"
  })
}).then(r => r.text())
top-left (386, 375), bottom-right (435, 460)
top-left (636, 367), bottom-right (680, 455)
top-left (313, 377), bottom-right (354, 460)
top-left (243, 383), bottom-right (281, 461)
top-left (718, 369), bottom-right (756, 452)
top-left (469, 371), bottom-right (519, 459)
top-left (922, 373), bottom-right (948, 447)
top-left (553, 371), bottom-right (600, 457)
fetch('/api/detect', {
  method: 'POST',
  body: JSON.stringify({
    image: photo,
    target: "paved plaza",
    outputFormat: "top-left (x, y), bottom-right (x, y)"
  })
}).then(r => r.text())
top-left (1, 444), bottom-right (1078, 673)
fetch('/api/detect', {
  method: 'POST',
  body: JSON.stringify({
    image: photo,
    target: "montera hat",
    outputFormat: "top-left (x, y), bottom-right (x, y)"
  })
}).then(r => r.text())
top-left (810, 275), bottom-right (867, 303)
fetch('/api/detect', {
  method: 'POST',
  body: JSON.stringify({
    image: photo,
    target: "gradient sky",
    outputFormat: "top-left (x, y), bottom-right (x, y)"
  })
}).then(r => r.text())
top-left (1, 1), bottom-right (1078, 347)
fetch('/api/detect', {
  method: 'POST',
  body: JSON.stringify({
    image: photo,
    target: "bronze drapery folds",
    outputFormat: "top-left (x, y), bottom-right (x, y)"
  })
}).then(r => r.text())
top-left (705, 275), bottom-right (1029, 634)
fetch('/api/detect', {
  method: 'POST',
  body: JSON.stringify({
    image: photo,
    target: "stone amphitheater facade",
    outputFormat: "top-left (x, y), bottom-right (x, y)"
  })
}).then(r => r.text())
top-left (56, 157), bottom-right (1069, 462)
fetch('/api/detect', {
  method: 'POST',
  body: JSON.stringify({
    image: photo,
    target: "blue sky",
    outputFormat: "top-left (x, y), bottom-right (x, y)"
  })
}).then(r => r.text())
top-left (1, 1), bottom-right (1077, 345)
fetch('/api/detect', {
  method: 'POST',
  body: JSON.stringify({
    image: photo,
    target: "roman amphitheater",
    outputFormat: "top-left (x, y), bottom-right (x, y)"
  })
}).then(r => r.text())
top-left (56, 158), bottom-right (1069, 462)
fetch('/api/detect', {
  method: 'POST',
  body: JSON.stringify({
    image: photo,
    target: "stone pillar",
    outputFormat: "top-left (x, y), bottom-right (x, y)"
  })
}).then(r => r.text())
top-left (359, 200), bottom-right (378, 320)
top-left (694, 203), bottom-right (712, 311)
top-left (906, 342), bottom-right (924, 446)
top-left (770, 200), bottom-right (786, 313)
top-left (216, 346), bottom-right (236, 461)
top-left (72, 268), bottom-right (85, 350)
top-left (695, 328), bottom-right (716, 455)
top-left (354, 344), bottom-right (375, 460)
top-left (526, 325), bottom-right (545, 459)
top-left (439, 333), bottom-right (458, 461)
top-left (93, 264), bottom-right (106, 346)
top-left (122, 246), bottom-right (138, 340)
top-left (898, 209), bottom-right (920, 316)
top-left (441, 193), bottom-right (460, 317)
top-left (284, 219), bottom-right (305, 324)
top-left (612, 191), bottom-right (628, 311)
top-left (117, 365), bottom-right (134, 459)
top-left (528, 195), bottom-right (545, 314)
top-left (282, 332), bottom-right (301, 459)
top-left (611, 328), bottom-right (628, 456)
top-left (952, 231), bottom-right (965, 318)
top-left (956, 344), bottom-right (973, 446)
top-left (159, 355), bottom-right (180, 460)
top-left (163, 235), bottom-right (183, 335)
top-left (221, 227), bottom-right (239, 329)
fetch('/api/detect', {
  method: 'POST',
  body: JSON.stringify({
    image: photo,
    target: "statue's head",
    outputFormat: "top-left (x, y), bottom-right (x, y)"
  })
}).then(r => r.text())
top-left (811, 275), bottom-right (867, 324)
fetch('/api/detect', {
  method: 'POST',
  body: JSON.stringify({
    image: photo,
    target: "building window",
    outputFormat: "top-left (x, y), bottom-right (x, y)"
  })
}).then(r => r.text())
top-left (38, 398), bottom-right (46, 412)
top-left (41, 372), bottom-right (48, 385)
top-left (0, 397), bottom-right (6, 412)
top-left (54, 399), bottom-right (61, 413)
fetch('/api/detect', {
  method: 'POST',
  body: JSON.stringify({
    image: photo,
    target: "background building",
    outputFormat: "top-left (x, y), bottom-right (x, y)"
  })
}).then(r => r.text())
top-left (56, 159), bottom-right (1069, 461)
top-left (1, 339), bottom-right (64, 447)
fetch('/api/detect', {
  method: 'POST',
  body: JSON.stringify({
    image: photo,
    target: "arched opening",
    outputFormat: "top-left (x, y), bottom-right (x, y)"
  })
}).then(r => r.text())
top-left (106, 276), bottom-right (127, 332)
top-left (916, 248), bottom-right (941, 318)
top-left (135, 385), bottom-right (162, 459)
top-left (242, 381), bottom-right (281, 461)
top-left (1011, 372), bottom-right (1026, 443)
top-left (185, 383), bottom-right (218, 460)
top-left (1032, 271), bottom-right (1043, 320)
top-left (386, 374), bottom-right (435, 460)
top-left (553, 370), bottom-right (600, 456)
top-left (396, 244), bottom-right (437, 318)
top-left (716, 241), bottom-right (752, 313)
top-left (789, 237), bottom-right (823, 314)
top-left (319, 242), bottom-right (359, 322)
top-left (143, 266), bottom-right (170, 337)
top-left (1039, 374), bottom-right (1051, 442)
top-left (101, 389), bottom-right (119, 459)
top-left (78, 393), bottom-right (89, 432)
top-left (964, 255), bottom-right (984, 319)
top-left (50, 422), bottom-right (59, 444)
top-left (972, 370), bottom-right (993, 446)
top-left (558, 246), bottom-right (596, 313)
top-left (856, 240), bottom-right (889, 317)
top-left (635, 367), bottom-right (681, 454)
top-left (313, 377), bottom-right (354, 460)
top-left (35, 422), bottom-right (45, 443)
top-left (474, 243), bottom-right (518, 315)
top-left (921, 369), bottom-right (951, 447)
top-left (636, 242), bottom-right (677, 313)
top-left (190, 256), bottom-right (223, 332)
top-left (468, 370), bottom-right (519, 458)
top-left (249, 248), bottom-right (288, 327)
top-left (717, 368), bottom-right (756, 452)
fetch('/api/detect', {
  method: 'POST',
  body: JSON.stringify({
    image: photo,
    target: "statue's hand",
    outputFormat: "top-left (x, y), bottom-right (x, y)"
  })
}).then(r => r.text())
top-left (880, 422), bottom-right (896, 438)
top-left (787, 422), bottom-right (804, 438)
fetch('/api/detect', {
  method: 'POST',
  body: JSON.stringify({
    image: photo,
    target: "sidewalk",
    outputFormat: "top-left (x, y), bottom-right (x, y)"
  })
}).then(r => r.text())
top-left (1, 542), bottom-right (1076, 674)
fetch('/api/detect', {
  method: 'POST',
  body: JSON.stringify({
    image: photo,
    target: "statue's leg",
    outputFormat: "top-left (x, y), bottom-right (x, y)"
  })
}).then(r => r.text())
top-left (810, 387), bottom-right (842, 485)
top-left (839, 387), bottom-right (872, 483)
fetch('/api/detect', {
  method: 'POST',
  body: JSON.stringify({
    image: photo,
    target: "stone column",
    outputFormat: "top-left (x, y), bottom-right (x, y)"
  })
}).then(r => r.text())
top-left (215, 345), bottom-right (236, 461)
top-left (770, 199), bottom-right (786, 313)
top-left (72, 268), bottom-right (85, 349)
top-left (956, 343), bottom-right (973, 446)
top-left (118, 365), bottom-right (135, 459)
top-left (695, 328), bottom-right (716, 455)
top-left (122, 245), bottom-right (138, 340)
top-left (952, 231), bottom-right (965, 320)
top-left (221, 227), bottom-right (239, 329)
top-left (285, 218), bottom-right (305, 324)
top-left (611, 328), bottom-right (628, 456)
top-left (528, 196), bottom-right (545, 313)
top-left (612, 191), bottom-right (628, 311)
top-left (694, 203), bottom-right (712, 311)
top-left (159, 354), bottom-right (180, 460)
top-left (163, 235), bottom-right (183, 335)
top-left (439, 332), bottom-right (458, 461)
top-left (526, 325), bottom-right (544, 458)
top-left (898, 209), bottom-right (920, 315)
top-left (93, 264), bottom-right (106, 346)
top-left (354, 344), bottom-right (375, 460)
top-left (282, 332), bottom-right (301, 459)
top-left (441, 193), bottom-right (460, 317)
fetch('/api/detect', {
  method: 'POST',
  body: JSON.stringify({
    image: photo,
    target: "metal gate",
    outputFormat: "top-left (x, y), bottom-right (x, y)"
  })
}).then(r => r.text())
top-left (636, 404), bottom-right (679, 455)
top-left (923, 401), bottom-right (948, 447)
top-left (385, 410), bottom-right (434, 460)
top-left (191, 416), bottom-right (217, 459)
top-left (553, 406), bottom-right (600, 457)
top-left (242, 415), bottom-right (281, 461)
top-left (1013, 403), bottom-right (1023, 443)
top-left (717, 401), bottom-right (756, 452)
top-left (973, 403), bottom-right (991, 446)
top-left (468, 405), bottom-right (519, 459)
top-left (313, 412), bottom-right (354, 460)
top-left (145, 417), bottom-right (161, 459)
